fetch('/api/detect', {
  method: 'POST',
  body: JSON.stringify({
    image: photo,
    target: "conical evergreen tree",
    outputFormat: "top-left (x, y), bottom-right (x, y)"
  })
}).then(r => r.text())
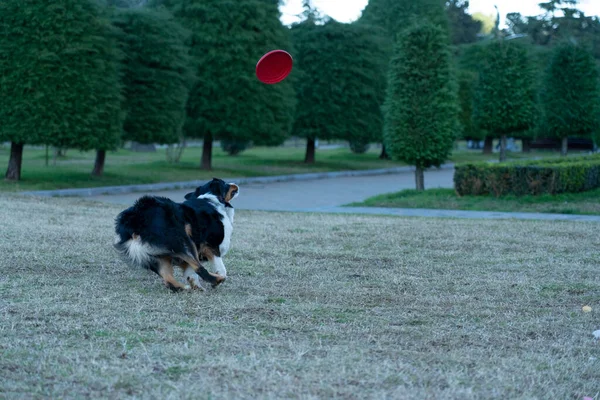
top-left (358, 0), bottom-right (449, 159)
top-left (383, 22), bottom-right (459, 191)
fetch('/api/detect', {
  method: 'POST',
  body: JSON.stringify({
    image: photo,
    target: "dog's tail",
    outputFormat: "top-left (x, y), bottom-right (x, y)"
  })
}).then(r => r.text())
top-left (113, 234), bottom-right (163, 272)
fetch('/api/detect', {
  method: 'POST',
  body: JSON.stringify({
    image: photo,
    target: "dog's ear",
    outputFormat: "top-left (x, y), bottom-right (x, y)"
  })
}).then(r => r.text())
top-left (184, 187), bottom-right (201, 200)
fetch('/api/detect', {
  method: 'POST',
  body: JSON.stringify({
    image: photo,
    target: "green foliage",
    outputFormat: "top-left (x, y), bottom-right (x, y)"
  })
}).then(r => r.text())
top-left (0, 0), bottom-right (124, 151)
top-left (113, 8), bottom-right (193, 145)
top-left (162, 0), bottom-right (295, 147)
top-left (457, 70), bottom-right (482, 140)
top-left (357, 0), bottom-right (450, 151)
top-left (291, 20), bottom-right (386, 147)
top-left (360, 0), bottom-right (449, 39)
top-left (106, 0), bottom-right (148, 7)
top-left (383, 22), bottom-right (459, 169)
top-left (454, 155), bottom-right (600, 196)
top-left (541, 42), bottom-right (600, 141)
top-left (473, 40), bottom-right (537, 138)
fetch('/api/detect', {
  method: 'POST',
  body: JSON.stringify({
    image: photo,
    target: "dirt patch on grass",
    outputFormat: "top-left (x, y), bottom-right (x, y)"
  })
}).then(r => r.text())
top-left (0, 193), bottom-right (599, 398)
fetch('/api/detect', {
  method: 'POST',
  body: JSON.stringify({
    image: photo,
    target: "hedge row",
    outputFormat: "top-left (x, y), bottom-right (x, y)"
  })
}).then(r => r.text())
top-left (454, 155), bottom-right (600, 196)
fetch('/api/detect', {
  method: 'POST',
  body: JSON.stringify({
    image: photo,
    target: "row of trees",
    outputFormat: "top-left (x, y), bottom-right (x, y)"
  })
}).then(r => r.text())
top-left (458, 0), bottom-right (600, 157)
top-left (359, 0), bottom-right (600, 188)
top-left (1, 0), bottom-right (599, 185)
top-left (0, 0), bottom-right (294, 180)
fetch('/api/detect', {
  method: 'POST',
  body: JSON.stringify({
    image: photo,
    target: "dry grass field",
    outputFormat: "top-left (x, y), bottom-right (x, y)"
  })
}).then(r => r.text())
top-left (1, 194), bottom-right (599, 399)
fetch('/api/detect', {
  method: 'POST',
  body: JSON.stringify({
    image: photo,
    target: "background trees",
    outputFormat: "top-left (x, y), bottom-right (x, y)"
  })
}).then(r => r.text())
top-left (291, 19), bottom-right (386, 163)
top-left (541, 43), bottom-right (600, 155)
top-left (384, 22), bottom-right (458, 190)
top-left (473, 40), bottom-right (537, 162)
top-left (0, 0), bottom-right (123, 180)
top-left (2, 0), bottom-right (600, 185)
top-left (112, 8), bottom-right (193, 148)
top-left (161, 0), bottom-right (295, 170)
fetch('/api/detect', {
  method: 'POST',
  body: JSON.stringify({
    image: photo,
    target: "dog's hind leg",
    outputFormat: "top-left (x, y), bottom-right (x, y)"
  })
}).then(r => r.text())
top-left (157, 257), bottom-right (189, 292)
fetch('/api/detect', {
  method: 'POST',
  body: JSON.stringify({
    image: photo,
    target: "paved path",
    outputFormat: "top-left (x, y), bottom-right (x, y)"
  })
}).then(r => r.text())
top-left (24, 166), bottom-right (600, 222)
top-left (86, 168), bottom-right (454, 210)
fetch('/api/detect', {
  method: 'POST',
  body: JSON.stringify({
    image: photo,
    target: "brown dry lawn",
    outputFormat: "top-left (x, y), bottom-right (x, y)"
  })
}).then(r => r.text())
top-left (0, 194), bottom-right (599, 399)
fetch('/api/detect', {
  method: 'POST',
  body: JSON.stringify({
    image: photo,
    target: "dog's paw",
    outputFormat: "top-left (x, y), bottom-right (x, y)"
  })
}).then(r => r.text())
top-left (211, 275), bottom-right (226, 288)
top-left (186, 275), bottom-right (206, 291)
top-left (166, 282), bottom-right (188, 292)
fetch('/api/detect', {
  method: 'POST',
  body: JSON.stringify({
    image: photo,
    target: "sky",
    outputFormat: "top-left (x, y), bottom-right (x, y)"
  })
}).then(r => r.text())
top-left (280, 0), bottom-right (600, 27)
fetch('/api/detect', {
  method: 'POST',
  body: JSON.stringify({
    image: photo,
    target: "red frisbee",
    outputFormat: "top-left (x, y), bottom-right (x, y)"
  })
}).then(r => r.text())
top-left (256, 50), bottom-right (293, 84)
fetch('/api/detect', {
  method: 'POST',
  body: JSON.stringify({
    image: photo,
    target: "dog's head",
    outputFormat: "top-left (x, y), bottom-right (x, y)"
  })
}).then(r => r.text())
top-left (185, 178), bottom-right (239, 206)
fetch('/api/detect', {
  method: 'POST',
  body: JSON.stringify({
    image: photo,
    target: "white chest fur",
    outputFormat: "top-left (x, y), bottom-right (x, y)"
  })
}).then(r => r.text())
top-left (198, 194), bottom-right (234, 256)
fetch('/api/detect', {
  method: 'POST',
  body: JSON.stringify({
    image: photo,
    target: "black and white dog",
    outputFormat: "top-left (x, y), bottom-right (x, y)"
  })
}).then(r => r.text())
top-left (114, 178), bottom-right (239, 291)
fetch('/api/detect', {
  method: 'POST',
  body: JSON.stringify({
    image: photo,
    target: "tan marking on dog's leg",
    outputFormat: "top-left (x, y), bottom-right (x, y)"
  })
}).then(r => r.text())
top-left (158, 257), bottom-right (188, 292)
top-left (225, 184), bottom-right (239, 202)
top-left (199, 244), bottom-right (215, 261)
top-left (198, 245), bottom-right (226, 277)
top-left (185, 223), bottom-right (193, 237)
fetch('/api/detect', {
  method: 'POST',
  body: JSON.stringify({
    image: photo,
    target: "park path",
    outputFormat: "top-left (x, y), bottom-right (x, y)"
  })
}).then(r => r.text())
top-left (85, 168), bottom-right (454, 210)
top-left (69, 168), bottom-right (600, 222)
top-left (21, 165), bottom-right (600, 222)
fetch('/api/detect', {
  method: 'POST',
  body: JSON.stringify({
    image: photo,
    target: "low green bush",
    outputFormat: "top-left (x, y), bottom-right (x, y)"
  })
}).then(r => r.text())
top-left (454, 155), bottom-right (600, 196)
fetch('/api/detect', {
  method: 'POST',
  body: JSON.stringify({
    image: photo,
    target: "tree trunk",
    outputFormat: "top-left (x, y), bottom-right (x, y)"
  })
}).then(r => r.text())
top-left (521, 138), bottom-right (531, 153)
top-left (5, 142), bottom-right (24, 181)
top-left (499, 134), bottom-right (507, 162)
top-left (415, 166), bottom-right (425, 191)
top-left (561, 137), bottom-right (568, 156)
top-left (483, 136), bottom-right (493, 154)
top-left (166, 136), bottom-right (186, 164)
top-left (92, 150), bottom-right (106, 177)
top-left (305, 138), bottom-right (316, 164)
top-left (379, 144), bottom-right (390, 160)
top-left (201, 133), bottom-right (213, 170)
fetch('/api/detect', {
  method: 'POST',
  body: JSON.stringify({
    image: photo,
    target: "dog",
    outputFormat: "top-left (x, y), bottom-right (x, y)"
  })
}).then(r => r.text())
top-left (113, 178), bottom-right (239, 291)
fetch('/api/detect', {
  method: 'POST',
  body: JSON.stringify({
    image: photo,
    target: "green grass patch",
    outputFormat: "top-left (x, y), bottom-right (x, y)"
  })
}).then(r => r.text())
top-left (350, 187), bottom-right (600, 215)
top-left (0, 142), bottom-right (563, 192)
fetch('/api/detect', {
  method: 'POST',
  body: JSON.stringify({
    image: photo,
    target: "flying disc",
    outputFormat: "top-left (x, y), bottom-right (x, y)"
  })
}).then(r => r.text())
top-left (256, 50), bottom-right (293, 84)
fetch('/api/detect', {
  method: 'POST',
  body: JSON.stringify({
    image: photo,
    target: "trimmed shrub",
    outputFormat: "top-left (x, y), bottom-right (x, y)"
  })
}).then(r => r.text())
top-left (454, 155), bottom-right (600, 196)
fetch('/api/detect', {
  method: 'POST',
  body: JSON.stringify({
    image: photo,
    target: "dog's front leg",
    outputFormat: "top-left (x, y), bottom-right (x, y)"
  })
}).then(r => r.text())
top-left (207, 256), bottom-right (227, 278)
top-left (182, 264), bottom-right (205, 291)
